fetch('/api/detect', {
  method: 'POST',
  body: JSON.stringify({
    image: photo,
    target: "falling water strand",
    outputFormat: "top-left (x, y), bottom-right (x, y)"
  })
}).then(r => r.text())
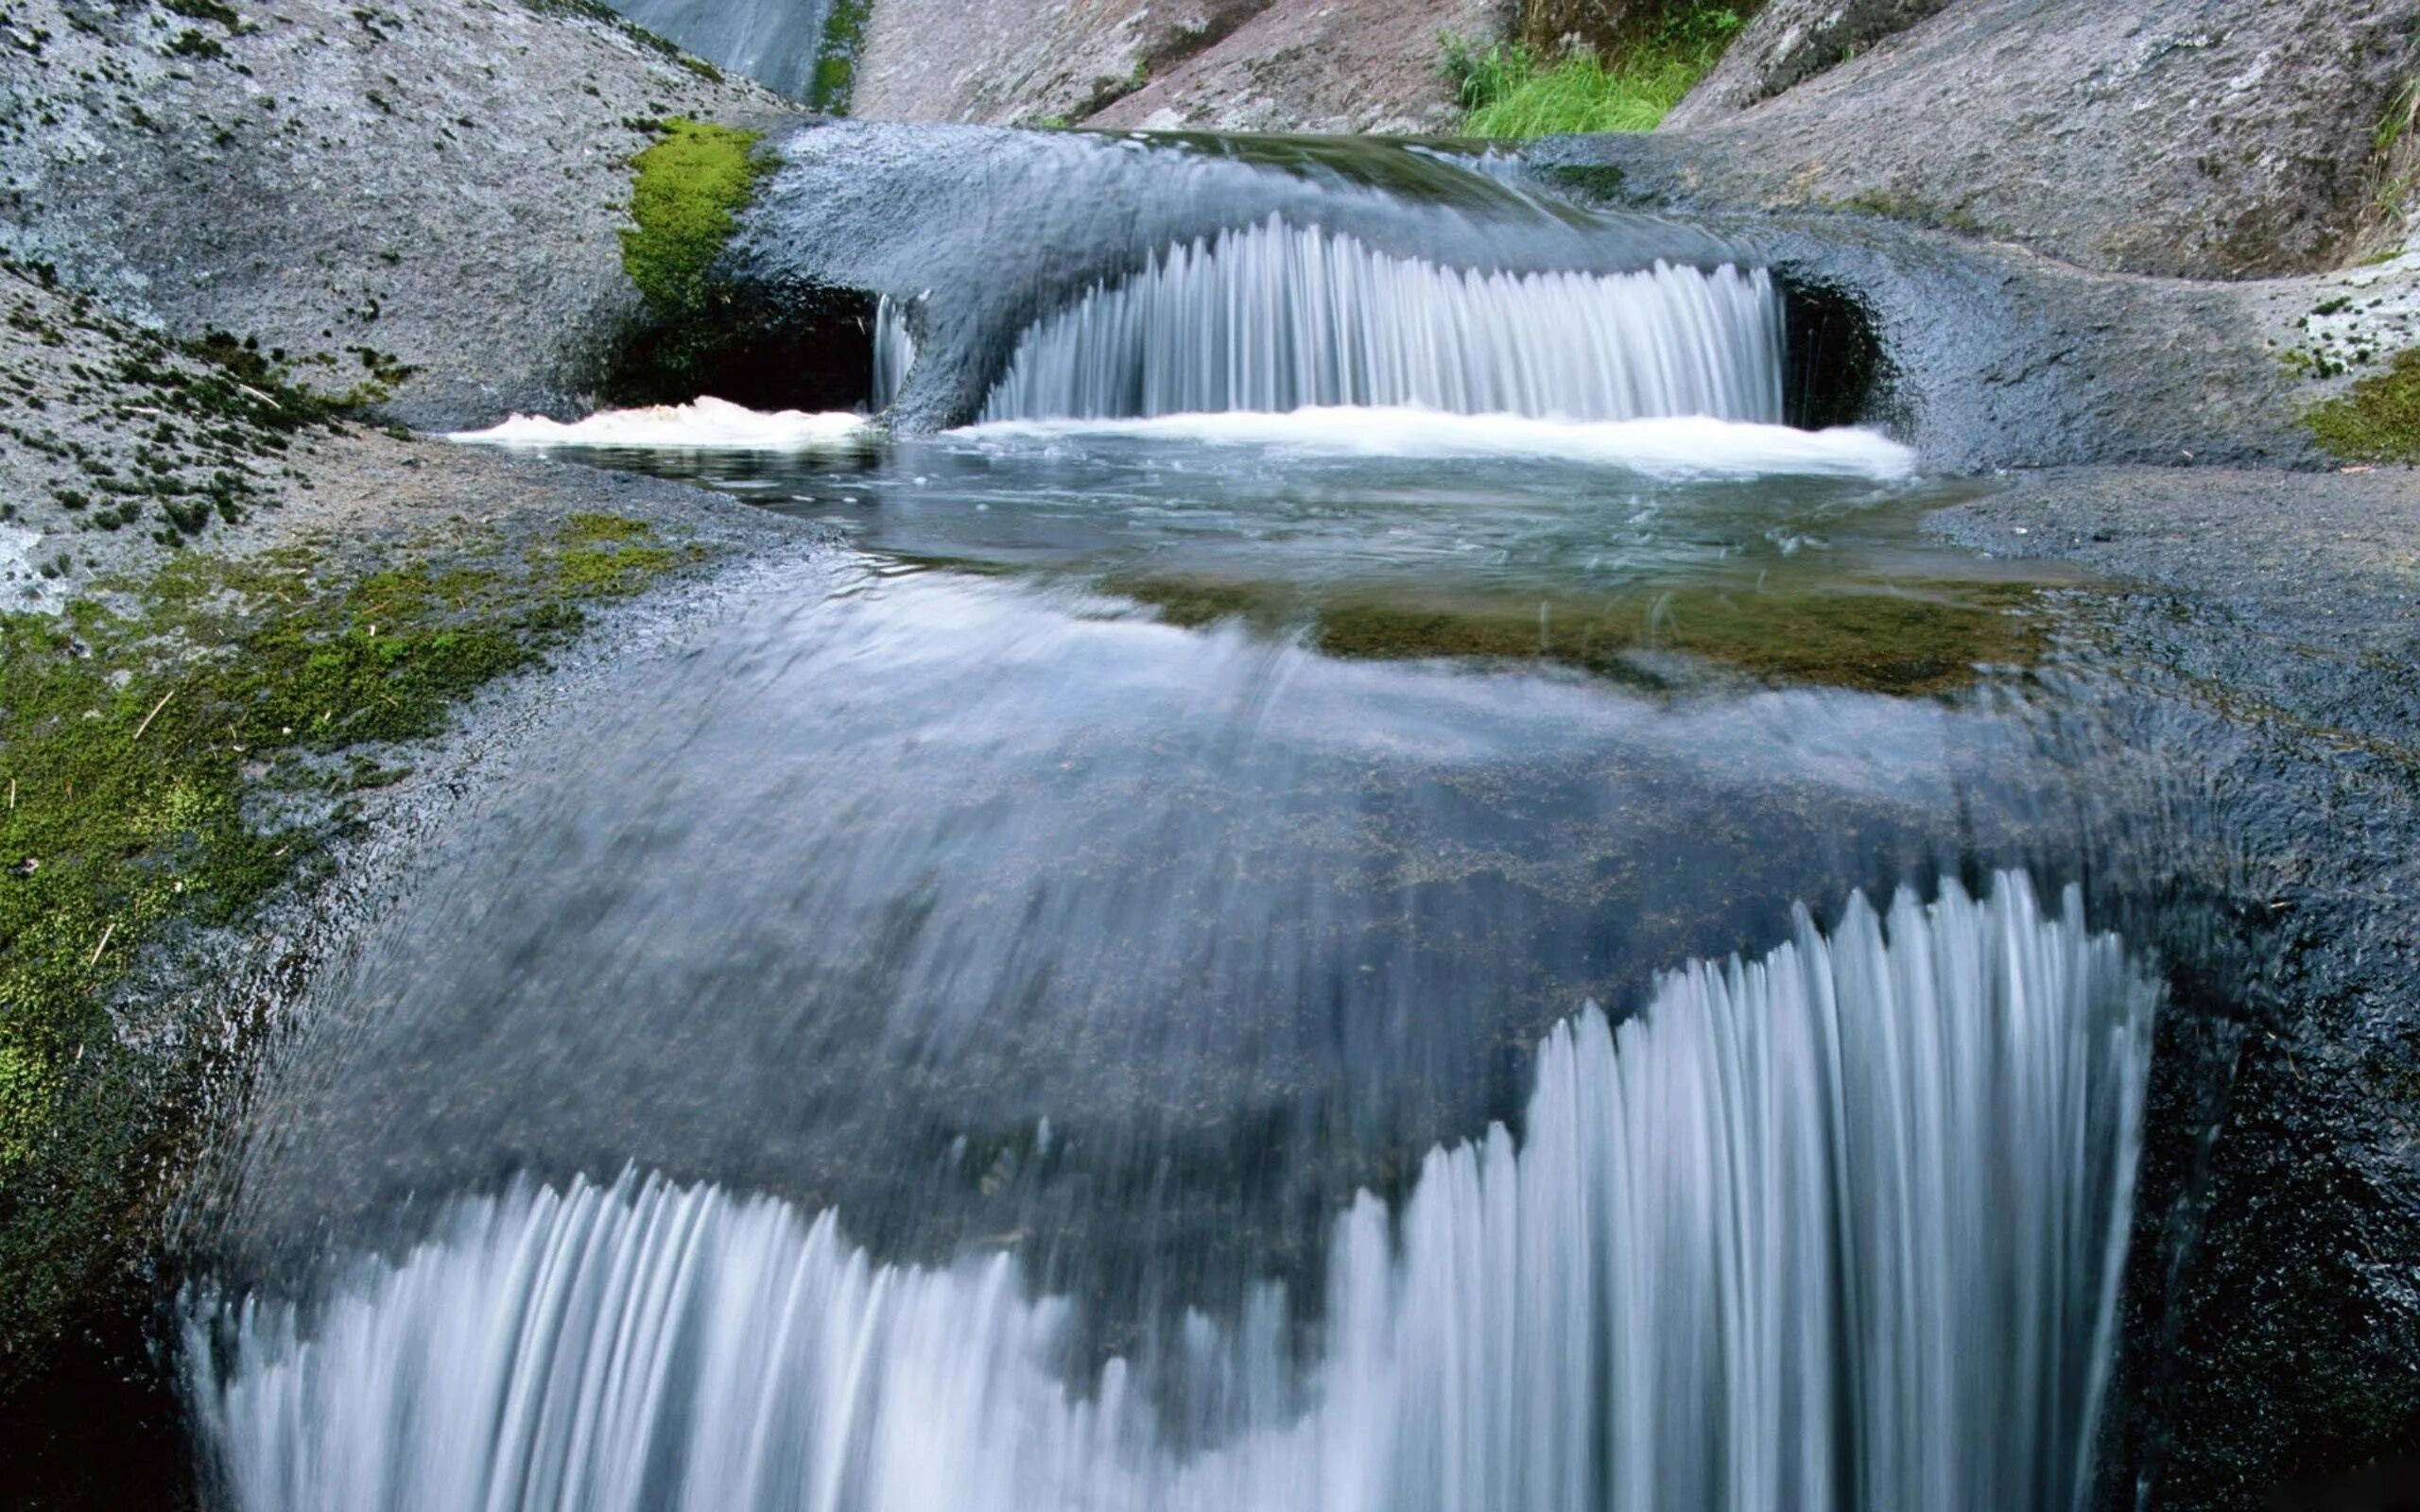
top-left (871, 293), bottom-right (916, 413)
top-left (978, 215), bottom-right (1789, 424)
top-left (185, 872), bottom-right (2154, 1512)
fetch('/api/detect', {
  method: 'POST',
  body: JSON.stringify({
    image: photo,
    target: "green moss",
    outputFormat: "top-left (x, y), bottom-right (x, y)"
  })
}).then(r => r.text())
top-left (609, 120), bottom-right (783, 400)
top-left (1104, 575), bottom-right (2048, 696)
top-left (1449, 7), bottom-right (1744, 137)
top-left (809, 0), bottom-right (869, 113)
top-left (2307, 346), bottom-right (2420, 462)
top-left (619, 118), bottom-right (769, 316)
top-left (1824, 188), bottom-right (1987, 236)
top-left (0, 513), bottom-right (691, 1382)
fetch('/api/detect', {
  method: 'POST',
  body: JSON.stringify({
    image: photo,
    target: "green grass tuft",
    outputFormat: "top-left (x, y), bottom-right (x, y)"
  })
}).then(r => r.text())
top-left (1449, 7), bottom-right (1744, 138)
top-left (2307, 346), bottom-right (2420, 462)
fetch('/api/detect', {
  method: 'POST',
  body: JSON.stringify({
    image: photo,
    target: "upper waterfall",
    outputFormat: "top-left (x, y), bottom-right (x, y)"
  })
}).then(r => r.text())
top-left (185, 871), bottom-right (2153, 1512)
top-left (979, 216), bottom-right (1788, 424)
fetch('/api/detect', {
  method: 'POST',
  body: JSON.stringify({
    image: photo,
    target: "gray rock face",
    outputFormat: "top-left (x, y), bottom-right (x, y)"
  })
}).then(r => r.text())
top-left (1663, 0), bottom-right (1948, 126)
top-left (604, 0), bottom-right (836, 99)
top-left (850, 0), bottom-right (1503, 132)
top-left (1633, 0), bottom-right (2420, 279)
top-left (1088, 0), bottom-right (1504, 135)
top-left (850, 0), bottom-right (1272, 125)
top-left (0, 0), bottom-right (801, 428)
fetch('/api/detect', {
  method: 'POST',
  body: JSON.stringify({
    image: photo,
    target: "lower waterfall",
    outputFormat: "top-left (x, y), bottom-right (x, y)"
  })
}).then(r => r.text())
top-left (183, 871), bottom-right (2154, 1512)
top-left (979, 216), bottom-right (1788, 425)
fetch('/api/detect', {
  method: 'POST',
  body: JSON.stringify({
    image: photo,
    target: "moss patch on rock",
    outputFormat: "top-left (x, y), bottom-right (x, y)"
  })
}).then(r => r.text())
top-left (619, 118), bottom-right (769, 317)
top-left (2306, 346), bottom-right (2420, 462)
top-left (809, 0), bottom-right (869, 113)
top-left (0, 512), bottom-right (695, 1381)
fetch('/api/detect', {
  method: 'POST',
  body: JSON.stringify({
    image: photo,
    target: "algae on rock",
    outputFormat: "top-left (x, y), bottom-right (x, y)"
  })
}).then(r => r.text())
top-left (2307, 346), bottom-right (2420, 462)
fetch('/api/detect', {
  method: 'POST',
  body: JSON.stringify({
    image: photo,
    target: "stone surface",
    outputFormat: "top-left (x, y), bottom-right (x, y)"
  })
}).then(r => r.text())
top-left (1927, 467), bottom-right (2420, 1507)
top-left (1516, 0), bottom-right (1654, 56)
top-left (850, 0), bottom-right (1272, 125)
top-left (1625, 0), bottom-right (2420, 280)
top-left (0, 0), bottom-right (804, 429)
top-left (1664, 0), bottom-right (1948, 126)
top-left (1089, 0), bottom-right (1504, 135)
top-left (852, 0), bottom-right (1506, 133)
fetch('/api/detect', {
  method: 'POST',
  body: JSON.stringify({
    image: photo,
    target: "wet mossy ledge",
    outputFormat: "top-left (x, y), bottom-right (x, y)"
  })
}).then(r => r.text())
top-left (1087, 573), bottom-right (2059, 698)
top-left (0, 513), bottom-right (694, 1383)
top-left (2306, 345), bottom-right (2420, 462)
top-left (608, 118), bottom-right (876, 412)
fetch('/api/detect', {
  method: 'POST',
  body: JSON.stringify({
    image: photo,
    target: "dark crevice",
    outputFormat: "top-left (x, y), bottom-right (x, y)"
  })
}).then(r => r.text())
top-left (606, 281), bottom-right (878, 412)
top-left (1779, 274), bottom-right (1885, 431)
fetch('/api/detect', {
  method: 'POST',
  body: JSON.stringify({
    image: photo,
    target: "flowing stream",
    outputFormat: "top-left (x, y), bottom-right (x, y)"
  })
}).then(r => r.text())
top-left (188, 878), bottom-right (2151, 1512)
top-left (184, 131), bottom-right (2165, 1512)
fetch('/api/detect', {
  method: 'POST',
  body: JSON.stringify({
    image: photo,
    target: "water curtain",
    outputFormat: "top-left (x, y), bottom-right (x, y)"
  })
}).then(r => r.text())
top-left (981, 216), bottom-right (1788, 424)
top-left (188, 872), bottom-right (2152, 1512)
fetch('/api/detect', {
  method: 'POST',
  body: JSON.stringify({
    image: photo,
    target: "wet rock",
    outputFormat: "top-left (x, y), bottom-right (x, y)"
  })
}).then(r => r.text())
top-left (1089, 0), bottom-right (1508, 135)
top-left (1926, 467), bottom-right (2420, 1508)
top-left (851, 0), bottom-right (1505, 133)
top-left (1663, 0), bottom-right (1949, 125)
top-left (0, 0), bottom-right (805, 430)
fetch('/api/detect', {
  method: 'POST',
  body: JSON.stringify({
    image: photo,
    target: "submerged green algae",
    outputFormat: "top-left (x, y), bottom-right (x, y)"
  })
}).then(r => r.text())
top-left (1098, 573), bottom-right (2053, 697)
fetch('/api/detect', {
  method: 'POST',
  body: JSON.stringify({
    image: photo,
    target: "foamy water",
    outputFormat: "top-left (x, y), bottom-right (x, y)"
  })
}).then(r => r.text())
top-left (447, 397), bottom-right (870, 450)
top-left (959, 409), bottom-right (1917, 480)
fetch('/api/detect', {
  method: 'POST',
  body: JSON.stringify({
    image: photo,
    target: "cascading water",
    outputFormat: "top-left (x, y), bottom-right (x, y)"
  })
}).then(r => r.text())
top-left (871, 293), bottom-right (916, 413)
top-left (185, 871), bottom-right (2154, 1512)
top-left (978, 215), bottom-right (1788, 424)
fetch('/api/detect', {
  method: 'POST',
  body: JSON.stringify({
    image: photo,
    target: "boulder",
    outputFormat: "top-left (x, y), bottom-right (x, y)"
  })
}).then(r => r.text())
top-left (850, 0), bottom-right (1506, 133)
top-left (849, 0), bottom-right (1273, 125)
top-left (0, 0), bottom-right (802, 427)
top-left (1603, 0), bottom-right (2420, 279)
top-left (1663, 0), bottom-right (1949, 125)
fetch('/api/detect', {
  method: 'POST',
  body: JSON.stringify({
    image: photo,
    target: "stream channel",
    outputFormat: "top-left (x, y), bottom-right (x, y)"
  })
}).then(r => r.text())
top-left (173, 129), bottom-right (2220, 1512)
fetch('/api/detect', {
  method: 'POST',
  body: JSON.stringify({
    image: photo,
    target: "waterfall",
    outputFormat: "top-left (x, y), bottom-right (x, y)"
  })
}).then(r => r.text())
top-left (184, 871), bottom-right (2154, 1512)
top-left (602, 0), bottom-right (835, 99)
top-left (871, 293), bottom-right (916, 413)
top-left (979, 216), bottom-right (1789, 424)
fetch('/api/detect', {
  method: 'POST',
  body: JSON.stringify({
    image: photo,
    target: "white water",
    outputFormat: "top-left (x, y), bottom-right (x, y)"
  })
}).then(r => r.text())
top-left (871, 293), bottom-right (917, 412)
top-left (981, 216), bottom-right (1788, 424)
top-left (959, 409), bottom-right (1915, 480)
top-left (446, 397), bottom-right (868, 450)
top-left (187, 871), bottom-right (2153, 1512)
